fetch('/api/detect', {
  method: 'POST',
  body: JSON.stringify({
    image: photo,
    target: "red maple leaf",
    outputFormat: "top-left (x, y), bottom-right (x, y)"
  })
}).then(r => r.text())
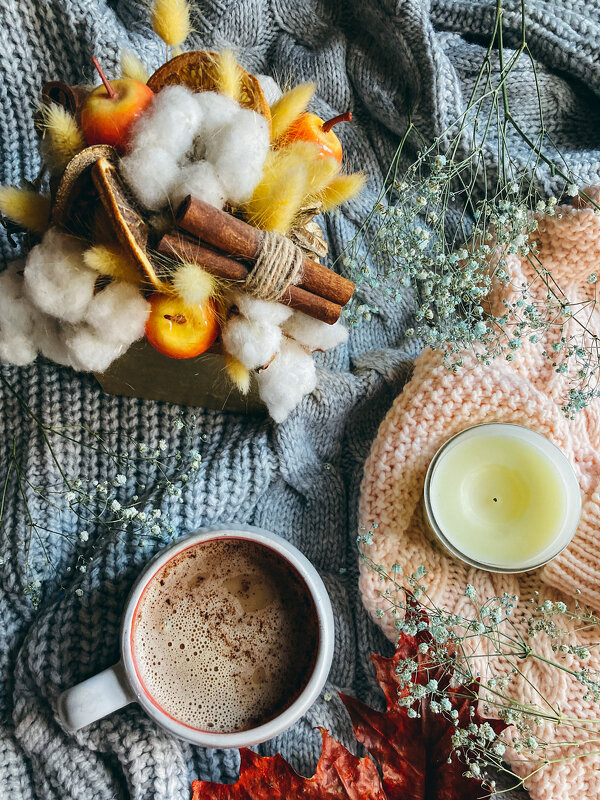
top-left (192, 603), bottom-right (506, 800)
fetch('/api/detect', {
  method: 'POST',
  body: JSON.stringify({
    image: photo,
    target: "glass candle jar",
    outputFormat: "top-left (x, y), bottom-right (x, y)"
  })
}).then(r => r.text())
top-left (422, 423), bottom-right (582, 573)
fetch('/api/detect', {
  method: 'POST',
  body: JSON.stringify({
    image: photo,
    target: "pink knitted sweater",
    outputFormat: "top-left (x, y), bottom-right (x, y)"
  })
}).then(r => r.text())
top-left (359, 189), bottom-right (600, 799)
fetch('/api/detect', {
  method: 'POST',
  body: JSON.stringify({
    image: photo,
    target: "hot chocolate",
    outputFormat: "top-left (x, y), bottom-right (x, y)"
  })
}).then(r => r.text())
top-left (131, 537), bottom-right (319, 732)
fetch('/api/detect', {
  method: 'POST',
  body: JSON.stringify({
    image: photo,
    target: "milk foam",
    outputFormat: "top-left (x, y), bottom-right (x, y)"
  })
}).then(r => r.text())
top-left (132, 539), bottom-right (317, 732)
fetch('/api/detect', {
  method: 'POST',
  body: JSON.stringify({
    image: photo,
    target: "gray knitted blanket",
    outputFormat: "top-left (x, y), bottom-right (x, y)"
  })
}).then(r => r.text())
top-left (1, 1), bottom-right (599, 798)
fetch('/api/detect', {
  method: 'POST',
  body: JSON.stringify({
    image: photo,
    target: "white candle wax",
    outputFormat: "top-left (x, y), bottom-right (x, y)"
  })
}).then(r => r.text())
top-left (423, 424), bottom-right (581, 572)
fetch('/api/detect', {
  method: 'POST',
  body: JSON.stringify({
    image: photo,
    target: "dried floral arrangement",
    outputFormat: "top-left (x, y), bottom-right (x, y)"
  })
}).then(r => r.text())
top-left (0, 0), bottom-right (364, 422)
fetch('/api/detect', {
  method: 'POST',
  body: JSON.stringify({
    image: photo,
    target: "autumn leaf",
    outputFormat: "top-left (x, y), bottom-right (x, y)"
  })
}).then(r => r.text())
top-left (192, 728), bottom-right (386, 799)
top-left (192, 600), bottom-right (506, 800)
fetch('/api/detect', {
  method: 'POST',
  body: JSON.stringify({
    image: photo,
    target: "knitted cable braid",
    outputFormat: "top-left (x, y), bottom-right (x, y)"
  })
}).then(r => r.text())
top-left (359, 189), bottom-right (600, 800)
top-left (0, 2), bottom-right (599, 799)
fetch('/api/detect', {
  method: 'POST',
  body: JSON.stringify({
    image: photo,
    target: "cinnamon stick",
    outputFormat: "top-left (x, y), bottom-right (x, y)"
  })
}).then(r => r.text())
top-left (176, 196), bottom-right (355, 306)
top-left (156, 234), bottom-right (343, 325)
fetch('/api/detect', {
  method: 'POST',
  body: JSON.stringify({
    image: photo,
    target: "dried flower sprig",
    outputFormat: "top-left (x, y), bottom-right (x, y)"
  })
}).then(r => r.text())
top-left (0, 370), bottom-right (206, 605)
top-left (343, 0), bottom-right (600, 415)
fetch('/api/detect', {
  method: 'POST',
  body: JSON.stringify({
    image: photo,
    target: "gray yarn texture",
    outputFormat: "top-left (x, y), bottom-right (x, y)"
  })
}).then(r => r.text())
top-left (1, 1), bottom-right (599, 798)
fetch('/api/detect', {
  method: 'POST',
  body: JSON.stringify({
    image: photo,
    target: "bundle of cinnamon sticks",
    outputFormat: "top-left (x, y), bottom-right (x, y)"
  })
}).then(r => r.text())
top-left (157, 196), bottom-right (355, 324)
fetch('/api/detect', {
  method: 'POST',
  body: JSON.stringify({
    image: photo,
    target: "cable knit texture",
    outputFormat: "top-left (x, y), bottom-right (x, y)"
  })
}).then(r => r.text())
top-left (360, 189), bottom-right (600, 800)
top-left (0, 1), bottom-right (599, 799)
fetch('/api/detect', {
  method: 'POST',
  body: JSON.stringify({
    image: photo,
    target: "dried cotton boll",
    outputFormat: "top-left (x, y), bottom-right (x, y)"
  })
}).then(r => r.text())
top-left (256, 339), bottom-right (317, 423)
top-left (170, 161), bottom-right (225, 209)
top-left (257, 74), bottom-right (282, 106)
top-left (65, 325), bottom-right (126, 373)
top-left (24, 228), bottom-right (96, 323)
top-left (129, 85), bottom-right (203, 159)
top-left (85, 282), bottom-right (150, 345)
top-left (231, 292), bottom-right (292, 325)
top-left (0, 332), bottom-right (38, 366)
top-left (0, 262), bottom-right (34, 331)
top-left (34, 316), bottom-right (75, 367)
top-left (120, 146), bottom-right (180, 211)
top-left (282, 313), bottom-right (348, 351)
top-left (195, 92), bottom-right (242, 139)
top-left (209, 108), bottom-right (270, 204)
top-left (221, 315), bottom-right (282, 370)
top-left (172, 263), bottom-right (216, 306)
top-left (0, 263), bottom-right (38, 365)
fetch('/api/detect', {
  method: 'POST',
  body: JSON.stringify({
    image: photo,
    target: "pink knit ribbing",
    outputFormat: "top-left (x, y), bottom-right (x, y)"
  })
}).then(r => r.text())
top-left (359, 189), bottom-right (600, 800)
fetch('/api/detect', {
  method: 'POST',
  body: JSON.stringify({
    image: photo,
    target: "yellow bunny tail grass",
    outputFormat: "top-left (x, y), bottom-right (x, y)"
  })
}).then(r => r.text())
top-left (83, 245), bottom-right (141, 284)
top-left (172, 262), bottom-right (217, 306)
top-left (151, 0), bottom-right (191, 47)
top-left (244, 159), bottom-right (308, 233)
top-left (120, 49), bottom-right (149, 83)
top-left (303, 153), bottom-right (340, 196)
top-left (40, 102), bottom-right (86, 174)
top-left (0, 186), bottom-right (50, 234)
top-left (216, 49), bottom-right (241, 101)
top-left (270, 82), bottom-right (316, 142)
top-left (225, 354), bottom-right (251, 395)
top-left (318, 172), bottom-right (366, 211)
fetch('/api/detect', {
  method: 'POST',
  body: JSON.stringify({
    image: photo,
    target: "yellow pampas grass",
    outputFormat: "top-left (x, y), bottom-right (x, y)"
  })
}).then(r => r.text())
top-left (225, 354), bottom-right (251, 395)
top-left (0, 186), bottom-right (50, 233)
top-left (120, 50), bottom-right (149, 83)
top-left (151, 0), bottom-right (191, 47)
top-left (270, 83), bottom-right (315, 142)
top-left (318, 172), bottom-right (366, 211)
top-left (40, 103), bottom-right (86, 174)
top-left (172, 262), bottom-right (216, 306)
top-left (243, 149), bottom-right (309, 232)
top-left (216, 49), bottom-right (241, 101)
top-left (83, 245), bottom-right (141, 284)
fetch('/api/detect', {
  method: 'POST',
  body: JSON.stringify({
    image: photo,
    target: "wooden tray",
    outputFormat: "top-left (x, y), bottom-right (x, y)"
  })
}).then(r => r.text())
top-left (95, 340), bottom-right (265, 414)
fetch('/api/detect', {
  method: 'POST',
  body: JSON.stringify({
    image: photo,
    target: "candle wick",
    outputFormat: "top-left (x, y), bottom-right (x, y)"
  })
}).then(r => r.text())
top-left (493, 497), bottom-right (498, 503)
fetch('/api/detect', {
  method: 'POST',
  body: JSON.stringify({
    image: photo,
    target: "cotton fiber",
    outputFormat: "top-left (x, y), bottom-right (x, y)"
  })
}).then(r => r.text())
top-left (35, 316), bottom-right (74, 367)
top-left (282, 313), bottom-right (349, 351)
top-left (231, 292), bottom-right (293, 325)
top-left (65, 325), bottom-right (126, 373)
top-left (209, 107), bottom-right (270, 204)
top-left (85, 281), bottom-right (150, 345)
top-left (171, 161), bottom-right (225, 209)
top-left (120, 145), bottom-right (181, 211)
top-left (221, 315), bottom-right (282, 370)
top-left (127, 85), bottom-right (203, 159)
top-left (194, 91), bottom-right (241, 137)
top-left (0, 263), bottom-right (38, 365)
top-left (256, 339), bottom-right (317, 422)
top-left (24, 228), bottom-right (96, 323)
top-left (0, 332), bottom-right (37, 366)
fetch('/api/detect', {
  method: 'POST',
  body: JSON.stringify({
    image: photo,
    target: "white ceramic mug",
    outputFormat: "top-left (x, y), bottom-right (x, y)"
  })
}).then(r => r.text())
top-left (57, 525), bottom-right (335, 748)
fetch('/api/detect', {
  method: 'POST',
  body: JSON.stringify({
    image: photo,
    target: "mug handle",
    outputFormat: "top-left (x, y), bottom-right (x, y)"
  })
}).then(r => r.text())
top-left (57, 661), bottom-right (135, 731)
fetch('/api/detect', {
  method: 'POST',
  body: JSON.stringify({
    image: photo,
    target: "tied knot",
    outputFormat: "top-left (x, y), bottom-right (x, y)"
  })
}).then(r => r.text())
top-left (244, 230), bottom-right (304, 302)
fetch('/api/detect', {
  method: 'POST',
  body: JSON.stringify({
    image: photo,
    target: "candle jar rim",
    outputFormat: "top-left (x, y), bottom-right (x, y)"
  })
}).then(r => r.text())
top-left (422, 422), bottom-right (582, 574)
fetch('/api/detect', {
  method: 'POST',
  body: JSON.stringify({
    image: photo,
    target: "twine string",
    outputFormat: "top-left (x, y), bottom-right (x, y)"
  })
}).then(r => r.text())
top-left (244, 230), bottom-right (304, 302)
